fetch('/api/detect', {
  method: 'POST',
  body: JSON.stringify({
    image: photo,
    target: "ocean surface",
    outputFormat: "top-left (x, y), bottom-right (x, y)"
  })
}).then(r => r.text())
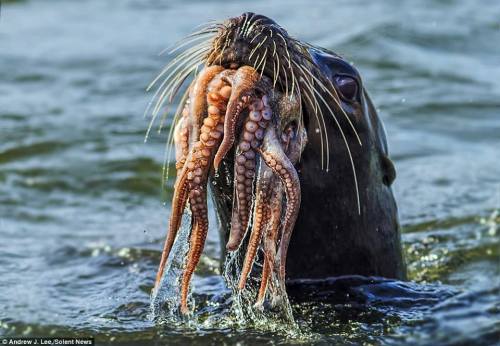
top-left (1, 0), bottom-right (499, 345)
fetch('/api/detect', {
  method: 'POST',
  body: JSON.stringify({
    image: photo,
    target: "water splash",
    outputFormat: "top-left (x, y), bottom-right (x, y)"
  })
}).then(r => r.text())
top-left (149, 208), bottom-right (302, 336)
top-left (222, 245), bottom-right (300, 335)
top-left (149, 211), bottom-right (192, 320)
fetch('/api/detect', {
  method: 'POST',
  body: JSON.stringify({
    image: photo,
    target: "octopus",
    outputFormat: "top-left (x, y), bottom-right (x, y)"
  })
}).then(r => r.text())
top-left (153, 65), bottom-right (306, 314)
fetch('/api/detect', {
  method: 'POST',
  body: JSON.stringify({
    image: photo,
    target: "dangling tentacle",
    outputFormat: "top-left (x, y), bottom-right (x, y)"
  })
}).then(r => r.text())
top-left (155, 70), bottom-right (230, 294)
top-left (154, 166), bottom-right (190, 289)
top-left (177, 73), bottom-right (231, 314)
top-left (259, 125), bottom-right (301, 282)
top-left (154, 62), bottom-right (305, 311)
top-left (256, 181), bottom-right (283, 306)
top-left (237, 156), bottom-right (274, 290)
top-left (180, 188), bottom-right (209, 314)
top-left (226, 96), bottom-right (272, 250)
top-left (155, 69), bottom-right (221, 290)
top-left (255, 123), bottom-right (305, 304)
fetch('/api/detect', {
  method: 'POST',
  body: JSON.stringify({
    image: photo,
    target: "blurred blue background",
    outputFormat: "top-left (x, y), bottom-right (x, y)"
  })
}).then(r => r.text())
top-left (0, 0), bottom-right (498, 344)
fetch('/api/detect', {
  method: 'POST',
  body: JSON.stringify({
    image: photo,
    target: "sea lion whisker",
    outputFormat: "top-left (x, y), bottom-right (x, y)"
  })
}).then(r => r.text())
top-left (166, 57), bottom-right (206, 103)
top-left (147, 43), bottom-right (209, 93)
top-left (245, 17), bottom-right (267, 38)
top-left (297, 62), bottom-right (330, 169)
top-left (150, 49), bottom-right (207, 117)
top-left (288, 56), bottom-right (297, 97)
top-left (162, 90), bottom-right (191, 184)
top-left (167, 32), bottom-right (215, 55)
top-left (312, 86), bottom-right (361, 214)
top-left (248, 35), bottom-right (265, 60)
top-left (148, 69), bottom-right (192, 132)
top-left (292, 73), bottom-right (304, 135)
top-left (158, 47), bottom-right (207, 99)
top-left (163, 71), bottom-right (198, 117)
top-left (205, 35), bottom-right (225, 63)
top-left (256, 35), bottom-right (269, 53)
top-left (251, 53), bottom-right (260, 71)
top-left (158, 30), bottom-right (212, 56)
top-left (259, 56), bottom-right (267, 79)
top-left (184, 20), bottom-right (220, 35)
top-left (240, 12), bottom-right (251, 38)
top-left (179, 22), bottom-right (220, 38)
top-left (299, 73), bottom-right (327, 169)
top-left (279, 57), bottom-right (289, 98)
top-left (297, 64), bottom-right (327, 167)
top-left (218, 36), bottom-right (231, 64)
top-left (273, 36), bottom-right (292, 97)
top-left (301, 66), bottom-right (362, 146)
top-left (147, 63), bottom-right (197, 140)
top-left (272, 57), bottom-right (278, 89)
top-left (146, 56), bottom-right (195, 141)
top-left (158, 68), bottom-right (196, 133)
top-left (276, 32), bottom-right (292, 68)
top-left (274, 51), bottom-right (281, 89)
top-left (157, 40), bottom-right (210, 75)
top-left (326, 82), bottom-right (362, 146)
top-left (255, 48), bottom-right (267, 77)
top-left (153, 68), bottom-right (197, 133)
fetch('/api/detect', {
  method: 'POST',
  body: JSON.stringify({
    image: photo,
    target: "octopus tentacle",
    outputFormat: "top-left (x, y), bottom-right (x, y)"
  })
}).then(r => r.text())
top-left (173, 102), bottom-right (191, 174)
top-left (256, 181), bottom-right (283, 306)
top-left (237, 156), bottom-right (274, 290)
top-left (154, 166), bottom-right (190, 289)
top-left (226, 97), bottom-right (272, 251)
top-left (180, 188), bottom-right (208, 314)
top-left (177, 74), bottom-right (230, 314)
top-left (155, 71), bottom-right (229, 293)
top-left (213, 66), bottom-right (261, 170)
top-left (259, 125), bottom-right (301, 282)
top-left (189, 65), bottom-right (224, 143)
top-left (256, 125), bottom-right (306, 301)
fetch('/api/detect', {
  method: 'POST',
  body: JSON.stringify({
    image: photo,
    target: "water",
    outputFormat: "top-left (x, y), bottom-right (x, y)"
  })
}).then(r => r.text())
top-left (1, 0), bottom-right (499, 344)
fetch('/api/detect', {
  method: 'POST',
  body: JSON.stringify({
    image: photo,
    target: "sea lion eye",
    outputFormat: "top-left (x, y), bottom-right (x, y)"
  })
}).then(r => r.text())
top-left (334, 75), bottom-right (358, 101)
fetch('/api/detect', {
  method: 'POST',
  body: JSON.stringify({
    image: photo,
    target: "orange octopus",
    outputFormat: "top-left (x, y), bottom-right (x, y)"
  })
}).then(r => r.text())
top-left (154, 65), bottom-right (305, 314)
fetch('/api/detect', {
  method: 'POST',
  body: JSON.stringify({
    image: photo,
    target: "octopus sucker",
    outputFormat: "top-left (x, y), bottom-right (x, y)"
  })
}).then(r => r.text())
top-left (226, 98), bottom-right (270, 252)
top-left (213, 66), bottom-right (263, 171)
top-left (188, 65), bottom-right (225, 142)
top-left (237, 158), bottom-right (274, 290)
top-left (155, 64), bottom-right (305, 313)
top-left (173, 104), bottom-right (190, 173)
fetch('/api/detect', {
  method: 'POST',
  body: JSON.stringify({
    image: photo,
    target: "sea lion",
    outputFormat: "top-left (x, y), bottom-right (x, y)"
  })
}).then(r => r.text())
top-left (150, 12), bottom-right (406, 314)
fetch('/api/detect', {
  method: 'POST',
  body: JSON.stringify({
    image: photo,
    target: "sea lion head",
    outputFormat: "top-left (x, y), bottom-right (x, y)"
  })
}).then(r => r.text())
top-left (202, 13), bottom-right (403, 279)
top-left (202, 12), bottom-right (395, 212)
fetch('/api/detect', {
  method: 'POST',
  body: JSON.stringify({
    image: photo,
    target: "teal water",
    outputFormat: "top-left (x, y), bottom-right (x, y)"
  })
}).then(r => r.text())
top-left (0, 0), bottom-right (499, 345)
